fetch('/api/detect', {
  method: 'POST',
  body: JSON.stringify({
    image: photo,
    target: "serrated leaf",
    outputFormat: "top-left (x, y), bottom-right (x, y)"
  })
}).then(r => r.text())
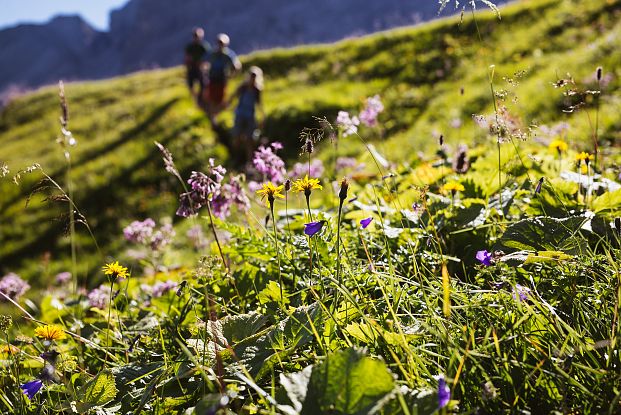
top-left (258, 280), bottom-right (290, 305)
top-left (233, 303), bottom-right (322, 379)
top-left (222, 312), bottom-right (269, 343)
top-left (495, 215), bottom-right (588, 254)
top-left (78, 370), bottom-right (118, 409)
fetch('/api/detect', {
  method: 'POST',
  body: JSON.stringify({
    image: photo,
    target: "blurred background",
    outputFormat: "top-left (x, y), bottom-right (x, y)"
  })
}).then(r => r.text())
top-left (0, 0), bottom-right (496, 103)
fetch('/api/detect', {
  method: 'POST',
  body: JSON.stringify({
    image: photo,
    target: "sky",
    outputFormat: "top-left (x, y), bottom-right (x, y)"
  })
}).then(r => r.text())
top-left (0, 0), bottom-right (129, 31)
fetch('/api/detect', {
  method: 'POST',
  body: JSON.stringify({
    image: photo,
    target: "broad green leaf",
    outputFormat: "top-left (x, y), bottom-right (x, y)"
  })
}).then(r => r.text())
top-left (495, 215), bottom-right (588, 254)
top-left (39, 295), bottom-right (69, 323)
top-left (221, 312), bottom-right (269, 343)
top-left (112, 362), bottom-right (163, 388)
top-left (524, 251), bottom-right (573, 264)
top-left (345, 322), bottom-right (406, 347)
top-left (301, 348), bottom-right (395, 415)
top-left (592, 189), bottom-right (621, 216)
top-left (258, 280), bottom-right (290, 305)
top-left (345, 322), bottom-right (379, 344)
top-left (233, 303), bottom-right (322, 379)
top-left (77, 370), bottom-right (118, 409)
top-left (526, 178), bottom-right (580, 217)
top-left (383, 387), bottom-right (441, 415)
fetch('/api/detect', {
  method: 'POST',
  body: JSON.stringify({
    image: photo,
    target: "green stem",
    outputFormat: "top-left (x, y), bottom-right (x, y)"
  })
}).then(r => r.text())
top-left (270, 201), bottom-right (284, 303)
top-left (285, 193), bottom-right (292, 242)
top-left (334, 198), bottom-right (344, 316)
top-left (594, 80), bottom-right (601, 168)
top-left (305, 194), bottom-right (314, 280)
top-left (206, 202), bottom-right (228, 273)
top-left (105, 281), bottom-right (114, 364)
top-left (336, 200), bottom-right (344, 284)
top-left (285, 192), bottom-right (295, 288)
top-left (66, 156), bottom-right (77, 295)
top-left (489, 70), bottom-right (503, 207)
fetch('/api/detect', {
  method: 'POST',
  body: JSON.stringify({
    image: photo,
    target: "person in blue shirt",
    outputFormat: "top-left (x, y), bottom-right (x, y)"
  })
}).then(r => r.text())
top-left (204, 33), bottom-right (241, 122)
top-left (184, 28), bottom-right (209, 102)
top-left (229, 66), bottom-right (264, 164)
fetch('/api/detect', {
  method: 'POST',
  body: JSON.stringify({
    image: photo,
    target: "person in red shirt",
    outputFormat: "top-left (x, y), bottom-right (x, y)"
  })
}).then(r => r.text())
top-left (204, 33), bottom-right (241, 123)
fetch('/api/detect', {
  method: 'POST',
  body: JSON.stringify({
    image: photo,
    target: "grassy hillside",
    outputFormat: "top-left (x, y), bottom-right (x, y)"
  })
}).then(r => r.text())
top-left (1, 0), bottom-right (620, 282)
top-left (2, 1), bottom-right (621, 414)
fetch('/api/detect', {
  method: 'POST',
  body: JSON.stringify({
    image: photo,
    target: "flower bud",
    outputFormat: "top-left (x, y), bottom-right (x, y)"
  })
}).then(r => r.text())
top-left (535, 177), bottom-right (544, 194)
top-left (338, 178), bottom-right (349, 201)
top-left (304, 138), bottom-right (314, 154)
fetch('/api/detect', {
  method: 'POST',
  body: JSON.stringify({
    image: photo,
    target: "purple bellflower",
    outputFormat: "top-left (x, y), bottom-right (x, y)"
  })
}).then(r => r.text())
top-left (513, 284), bottom-right (531, 302)
top-left (475, 250), bottom-right (493, 266)
top-left (360, 217), bottom-right (373, 229)
top-left (21, 379), bottom-right (43, 400)
top-left (304, 221), bottom-right (325, 236)
top-left (438, 376), bottom-right (450, 409)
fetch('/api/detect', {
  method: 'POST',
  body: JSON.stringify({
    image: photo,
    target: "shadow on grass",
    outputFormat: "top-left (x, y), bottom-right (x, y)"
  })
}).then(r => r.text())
top-left (0, 117), bottom-right (205, 282)
top-left (0, 97), bottom-right (181, 212)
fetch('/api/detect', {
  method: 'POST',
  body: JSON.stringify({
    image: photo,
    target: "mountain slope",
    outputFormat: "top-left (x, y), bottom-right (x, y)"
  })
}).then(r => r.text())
top-left (0, 0), bottom-right (620, 281)
top-left (0, 0), bottom-right (493, 95)
top-left (0, 16), bottom-right (117, 92)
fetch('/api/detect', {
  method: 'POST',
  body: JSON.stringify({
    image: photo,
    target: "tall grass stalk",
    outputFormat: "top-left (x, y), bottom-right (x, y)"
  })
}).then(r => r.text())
top-left (58, 82), bottom-right (78, 293)
top-left (269, 199), bottom-right (284, 303)
top-left (206, 201), bottom-right (228, 273)
top-left (488, 65), bottom-right (503, 205)
top-left (304, 192), bottom-right (316, 282)
top-left (593, 67), bottom-right (602, 168)
top-left (104, 281), bottom-right (115, 364)
top-left (334, 179), bottom-right (348, 313)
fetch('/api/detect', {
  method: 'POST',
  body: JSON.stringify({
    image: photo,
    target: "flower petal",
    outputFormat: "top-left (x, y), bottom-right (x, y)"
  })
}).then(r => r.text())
top-left (304, 221), bottom-right (324, 236)
top-left (438, 376), bottom-right (450, 409)
top-left (360, 217), bottom-right (373, 229)
top-left (21, 379), bottom-right (43, 400)
top-left (475, 250), bottom-right (492, 266)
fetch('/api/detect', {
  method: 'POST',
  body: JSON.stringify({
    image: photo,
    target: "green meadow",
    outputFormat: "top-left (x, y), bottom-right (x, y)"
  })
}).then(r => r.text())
top-left (0, 0), bottom-right (620, 413)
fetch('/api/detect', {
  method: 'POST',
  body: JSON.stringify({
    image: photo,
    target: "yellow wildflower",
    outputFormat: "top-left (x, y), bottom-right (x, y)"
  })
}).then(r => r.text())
top-left (549, 139), bottom-right (568, 153)
top-left (575, 151), bottom-right (594, 165)
top-left (256, 182), bottom-right (285, 207)
top-left (292, 175), bottom-right (323, 195)
top-left (0, 344), bottom-right (19, 355)
top-left (34, 324), bottom-right (67, 341)
top-left (102, 261), bottom-right (129, 279)
top-left (442, 181), bottom-right (465, 194)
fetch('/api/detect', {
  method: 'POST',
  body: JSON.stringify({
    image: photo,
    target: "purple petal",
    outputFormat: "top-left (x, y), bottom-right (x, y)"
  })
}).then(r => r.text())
top-left (438, 376), bottom-right (450, 409)
top-left (513, 284), bottom-right (531, 302)
top-left (475, 250), bottom-right (492, 266)
top-left (304, 221), bottom-right (324, 236)
top-left (21, 379), bottom-right (43, 400)
top-left (360, 217), bottom-right (373, 229)
top-left (535, 177), bottom-right (543, 194)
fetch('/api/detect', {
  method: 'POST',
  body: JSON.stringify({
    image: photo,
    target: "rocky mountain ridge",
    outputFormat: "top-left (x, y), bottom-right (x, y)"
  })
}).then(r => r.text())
top-left (0, 0), bottom-right (489, 99)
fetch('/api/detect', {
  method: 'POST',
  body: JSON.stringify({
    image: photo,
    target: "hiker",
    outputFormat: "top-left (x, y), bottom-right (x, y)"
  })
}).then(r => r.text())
top-left (229, 66), bottom-right (264, 164)
top-left (204, 33), bottom-right (241, 122)
top-left (184, 28), bottom-right (209, 102)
